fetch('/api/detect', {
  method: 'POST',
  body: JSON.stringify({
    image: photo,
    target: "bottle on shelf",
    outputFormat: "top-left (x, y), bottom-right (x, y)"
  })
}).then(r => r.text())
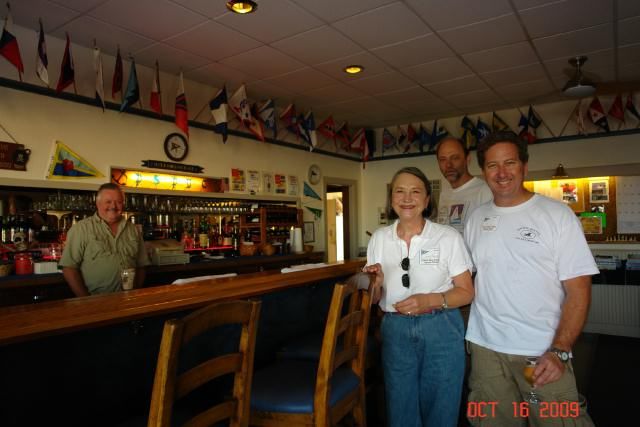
top-left (231, 225), bottom-right (240, 257)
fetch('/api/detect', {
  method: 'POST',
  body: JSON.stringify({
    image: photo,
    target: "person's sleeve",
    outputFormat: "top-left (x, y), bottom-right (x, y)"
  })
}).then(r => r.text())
top-left (58, 226), bottom-right (84, 268)
top-left (556, 207), bottom-right (599, 280)
top-left (448, 231), bottom-right (473, 278)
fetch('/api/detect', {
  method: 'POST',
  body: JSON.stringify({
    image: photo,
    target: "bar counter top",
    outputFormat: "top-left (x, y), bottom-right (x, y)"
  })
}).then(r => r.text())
top-left (0, 259), bottom-right (365, 346)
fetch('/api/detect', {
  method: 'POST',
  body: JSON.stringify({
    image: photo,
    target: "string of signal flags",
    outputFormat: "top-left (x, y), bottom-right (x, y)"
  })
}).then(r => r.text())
top-left (2, 4), bottom-right (639, 163)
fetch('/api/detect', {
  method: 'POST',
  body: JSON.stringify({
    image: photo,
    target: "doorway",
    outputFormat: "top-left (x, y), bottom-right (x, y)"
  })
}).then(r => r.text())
top-left (326, 184), bottom-right (351, 262)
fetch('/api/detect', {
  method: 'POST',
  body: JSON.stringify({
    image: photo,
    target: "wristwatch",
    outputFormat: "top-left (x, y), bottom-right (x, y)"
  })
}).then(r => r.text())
top-left (440, 293), bottom-right (448, 310)
top-left (547, 347), bottom-right (570, 363)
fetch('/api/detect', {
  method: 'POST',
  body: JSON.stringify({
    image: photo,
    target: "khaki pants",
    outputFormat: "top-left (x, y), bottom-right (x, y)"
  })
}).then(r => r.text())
top-left (467, 342), bottom-right (593, 427)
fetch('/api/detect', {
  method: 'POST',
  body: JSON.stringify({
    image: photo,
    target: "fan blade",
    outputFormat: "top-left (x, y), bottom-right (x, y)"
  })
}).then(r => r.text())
top-left (596, 81), bottom-right (640, 96)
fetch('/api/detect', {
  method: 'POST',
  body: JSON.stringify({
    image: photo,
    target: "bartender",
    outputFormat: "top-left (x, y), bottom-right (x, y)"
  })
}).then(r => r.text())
top-left (60, 183), bottom-right (149, 296)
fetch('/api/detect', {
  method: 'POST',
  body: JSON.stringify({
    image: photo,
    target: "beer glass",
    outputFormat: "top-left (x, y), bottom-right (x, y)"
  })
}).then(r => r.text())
top-left (523, 356), bottom-right (540, 404)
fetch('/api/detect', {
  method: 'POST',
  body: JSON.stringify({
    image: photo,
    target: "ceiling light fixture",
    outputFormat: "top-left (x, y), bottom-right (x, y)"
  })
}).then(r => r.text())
top-left (552, 163), bottom-right (569, 179)
top-left (343, 65), bottom-right (364, 75)
top-left (562, 56), bottom-right (596, 98)
top-left (226, 1), bottom-right (258, 14)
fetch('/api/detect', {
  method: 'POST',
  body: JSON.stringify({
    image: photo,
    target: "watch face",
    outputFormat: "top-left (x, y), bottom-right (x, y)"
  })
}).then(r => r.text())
top-left (164, 133), bottom-right (188, 162)
top-left (308, 164), bottom-right (321, 185)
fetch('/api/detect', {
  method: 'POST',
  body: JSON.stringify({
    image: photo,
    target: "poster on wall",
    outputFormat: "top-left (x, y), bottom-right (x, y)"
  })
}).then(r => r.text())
top-left (0, 141), bottom-right (31, 171)
top-left (579, 215), bottom-right (603, 234)
top-left (230, 168), bottom-right (246, 192)
top-left (274, 174), bottom-right (287, 194)
top-left (557, 179), bottom-right (584, 212)
top-left (616, 176), bottom-right (640, 234)
top-left (47, 141), bottom-right (104, 179)
top-left (288, 175), bottom-right (299, 196)
top-left (246, 169), bottom-right (260, 194)
top-left (589, 179), bottom-right (610, 203)
top-left (262, 171), bottom-right (274, 194)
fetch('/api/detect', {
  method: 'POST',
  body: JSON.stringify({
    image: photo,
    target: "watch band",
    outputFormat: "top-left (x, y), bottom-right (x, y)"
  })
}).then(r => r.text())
top-left (440, 292), bottom-right (448, 310)
top-left (547, 346), bottom-right (570, 363)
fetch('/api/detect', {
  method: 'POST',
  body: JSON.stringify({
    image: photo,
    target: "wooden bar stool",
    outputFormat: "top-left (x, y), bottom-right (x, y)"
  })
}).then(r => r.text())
top-left (148, 299), bottom-right (261, 427)
top-left (249, 278), bottom-right (372, 426)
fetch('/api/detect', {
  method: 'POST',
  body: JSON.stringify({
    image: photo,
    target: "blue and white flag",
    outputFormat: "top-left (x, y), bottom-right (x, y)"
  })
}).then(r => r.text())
top-left (36, 18), bottom-right (48, 85)
top-left (476, 118), bottom-right (491, 142)
top-left (301, 111), bottom-right (318, 151)
top-left (256, 99), bottom-right (276, 139)
top-left (229, 84), bottom-right (252, 125)
top-left (120, 58), bottom-right (139, 111)
top-left (382, 128), bottom-right (397, 152)
top-left (429, 120), bottom-right (448, 152)
top-left (209, 85), bottom-right (228, 143)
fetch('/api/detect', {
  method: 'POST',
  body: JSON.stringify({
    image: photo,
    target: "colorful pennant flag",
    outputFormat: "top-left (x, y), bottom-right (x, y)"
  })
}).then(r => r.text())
top-left (418, 125), bottom-right (430, 153)
top-left (47, 141), bottom-right (104, 179)
top-left (335, 121), bottom-right (350, 150)
top-left (588, 97), bottom-right (610, 132)
top-left (209, 85), bottom-right (228, 143)
top-left (255, 99), bottom-right (276, 139)
top-left (317, 115), bottom-right (336, 142)
top-left (397, 125), bottom-right (407, 147)
top-left (607, 95), bottom-right (624, 122)
top-left (625, 93), bottom-right (640, 121)
top-left (303, 182), bottom-right (322, 200)
top-left (404, 124), bottom-right (417, 153)
top-left (305, 206), bottom-right (323, 220)
top-left (476, 118), bottom-right (491, 142)
top-left (112, 46), bottom-right (123, 100)
top-left (120, 58), bottom-right (140, 111)
top-left (492, 112), bottom-right (510, 132)
top-left (280, 104), bottom-right (299, 137)
top-left (382, 128), bottom-right (397, 152)
top-left (150, 61), bottom-right (162, 115)
top-left (229, 84), bottom-right (252, 126)
top-left (527, 105), bottom-right (542, 130)
top-left (301, 111), bottom-right (318, 151)
top-left (56, 33), bottom-right (75, 93)
top-left (175, 71), bottom-right (189, 137)
top-left (350, 128), bottom-right (369, 166)
top-left (461, 116), bottom-right (476, 149)
top-left (93, 45), bottom-right (105, 110)
top-left (0, 4), bottom-right (24, 78)
top-left (575, 100), bottom-right (587, 135)
top-left (429, 120), bottom-right (448, 152)
top-left (36, 18), bottom-right (48, 85)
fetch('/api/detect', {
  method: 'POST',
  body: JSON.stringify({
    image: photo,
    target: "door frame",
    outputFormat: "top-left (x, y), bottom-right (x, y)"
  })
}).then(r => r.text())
top-left (324, 178), bottom-right (357, 260)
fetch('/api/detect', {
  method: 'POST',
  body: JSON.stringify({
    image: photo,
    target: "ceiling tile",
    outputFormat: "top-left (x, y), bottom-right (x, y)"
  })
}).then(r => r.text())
top-left (271, 26), bottom-right (362, 66)
top-left (481, 63), bottom-right (549, 88)
top-left (219, 46), bottom-right (306, 79)
top-left (619, 17), bottom-right (640, 46)
top-left (544, 49), bottom-right (614, 80)
top-left (427, 76), bottom-right (488, 97)
top-left (406, 0), bottom-right (512, 31)
top-left (263, 68), bottom-right (338, 94)
top-left (618, 64), bottom-right (640, 81)
top-left (403, 57), bottom-right (473, 85)
top-left (346, 71), bottom-right (417, 95)
top-left (290, 0), bottom-right (397, 22)
top-left (48, 0), bottom-right (107, 12)
top-left (446, 89), bottom-right (502, 108)
top-left (463, 41), bottom-right (538, 73)
top-left (11, 0), bottom-right (79, 31)
top-left (439, 14), bottom-right (527, 55)
top-left (54, 17), bottom-right (154, 56)
top-left (371, 34), bottom-right (453, 68)
top-left (618, 0), bottom-right (640, 19)
top-left (185, 62), bottom-right (250, 88)
top-left (512, 0), bottom-right (557, 10)
top-left (332, 2), bottom-right (430, 49)
top-left (164, 21), bottom-right (262, 61)
top-left (299, 83), bottom-right (367, 105)
top-left (133, 43), bottom-right (210, 74)
top-left (245, 80), bottom-right (296, 101)
top-left (618, 43), bottom-right (640, 67)
top-left (171, 0), bottom-right (232, 19)
top-left (494, 79), bottom-right (555, 101)
top-left (326, 96), bottom-right (387, 111)
top-left (533, 24), bottom-right (614, 61)
top-left (519, 0), bottom-right (613, 39)
top-left (89, 0), bottom-right (208, 40)
top-left (216, 0), bottom-right (323, 44)
top-left (314, 52), bottom-right (393, 82)
top-left (375, 86), bottom-right (441, 106)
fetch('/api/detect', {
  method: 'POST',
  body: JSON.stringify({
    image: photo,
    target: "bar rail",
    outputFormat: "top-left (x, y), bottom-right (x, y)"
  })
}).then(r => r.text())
top-left (0, 259), bottom-right (365, 345)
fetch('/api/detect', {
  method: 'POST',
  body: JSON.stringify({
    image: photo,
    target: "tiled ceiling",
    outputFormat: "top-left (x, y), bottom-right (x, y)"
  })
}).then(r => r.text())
top-left (8, 0), bottom-right (640, 128)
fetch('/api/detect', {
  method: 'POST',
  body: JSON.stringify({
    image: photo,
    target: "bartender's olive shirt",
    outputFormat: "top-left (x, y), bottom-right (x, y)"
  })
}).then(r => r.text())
top-left (59, 213), bottom-right (150, 294)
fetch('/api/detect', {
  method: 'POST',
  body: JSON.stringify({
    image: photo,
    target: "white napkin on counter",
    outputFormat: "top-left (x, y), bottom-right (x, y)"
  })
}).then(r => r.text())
top-left (172, 273), bottom-right (237, 285)
top-left (281, 263), bottom-right (329, 274)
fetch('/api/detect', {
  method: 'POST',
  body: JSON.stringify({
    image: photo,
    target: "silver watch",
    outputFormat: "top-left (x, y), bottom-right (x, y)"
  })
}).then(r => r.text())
top-left (547, 347), bottom-right (570, 363)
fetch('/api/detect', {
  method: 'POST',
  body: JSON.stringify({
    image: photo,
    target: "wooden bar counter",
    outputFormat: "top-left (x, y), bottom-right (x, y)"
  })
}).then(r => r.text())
top-left (0, 260), bottom-right (366, 426)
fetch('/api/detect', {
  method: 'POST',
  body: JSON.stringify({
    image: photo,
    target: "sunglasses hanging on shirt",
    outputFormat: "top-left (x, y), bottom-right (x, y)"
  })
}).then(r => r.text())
top-left (401, 256), bottom-right (410, 288)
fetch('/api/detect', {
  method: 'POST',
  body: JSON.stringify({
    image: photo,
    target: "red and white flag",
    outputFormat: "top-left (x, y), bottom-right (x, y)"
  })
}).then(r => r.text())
top-left (112, 46), bottom-right (123, 99)
top-left (349, 128), bottom-right (369, 167)
top-left (588, 97), bottom-right (610, 132)
top-left (150, 61), bottom-right (162, 115)
top-left (0, 4), bottom-right (24, 78)
top-left (36, 18), bottom-right (48, 85)
top-left (174, 72), bottom-right (188, 137)
top-left (93, 45), bottom-right (105, 110)
top-left (608, 94), bottom-right (624, 122)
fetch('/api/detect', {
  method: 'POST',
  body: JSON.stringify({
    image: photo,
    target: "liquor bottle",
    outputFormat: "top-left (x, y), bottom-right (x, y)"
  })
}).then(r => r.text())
top-left (0, 216), bottom-right (6, 244)
top-left (231, 225), bottom-right (240, 257)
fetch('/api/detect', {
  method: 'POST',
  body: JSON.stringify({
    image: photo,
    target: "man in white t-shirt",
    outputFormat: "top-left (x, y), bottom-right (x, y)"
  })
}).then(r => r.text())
top-left (464, 131), bottom-right (598, 426)
top-left (436, 137), bottom-right (492, 236)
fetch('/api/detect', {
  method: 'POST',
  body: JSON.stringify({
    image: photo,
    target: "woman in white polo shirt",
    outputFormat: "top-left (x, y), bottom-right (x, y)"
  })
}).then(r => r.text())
top-left (364, 166), bottom-right (474, 427)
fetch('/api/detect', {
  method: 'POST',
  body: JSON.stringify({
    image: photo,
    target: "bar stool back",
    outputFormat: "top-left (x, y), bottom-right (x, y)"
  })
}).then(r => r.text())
top-left (250, 278), bottom-right (372, 426)
top-left (148, 299), bottom-right (261, 427)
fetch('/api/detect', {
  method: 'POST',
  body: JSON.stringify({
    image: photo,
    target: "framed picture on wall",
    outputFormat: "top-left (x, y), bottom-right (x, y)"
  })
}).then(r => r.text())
top-left (589, 179), bottom-right (610, 203)
top-left (303, 221), bottom-right (315, 243)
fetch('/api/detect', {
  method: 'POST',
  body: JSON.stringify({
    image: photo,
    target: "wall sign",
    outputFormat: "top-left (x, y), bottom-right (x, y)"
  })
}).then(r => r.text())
top-left (112, 168), bottom-right (228, 193)
top-left (141, 160), bottom-right (203, 174)
top-left (0, 141), bottom-right (30, 171)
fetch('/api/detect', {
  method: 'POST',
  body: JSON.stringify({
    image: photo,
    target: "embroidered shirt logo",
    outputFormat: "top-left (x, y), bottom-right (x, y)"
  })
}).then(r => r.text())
top-left (517, 227), bottom-right (540, 243)
top-left (420, 248), bottom-right (440, 264)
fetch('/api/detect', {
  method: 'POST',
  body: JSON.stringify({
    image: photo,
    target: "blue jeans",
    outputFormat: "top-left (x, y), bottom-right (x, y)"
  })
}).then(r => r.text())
top-left (381, 309), bottom-right (465, 427)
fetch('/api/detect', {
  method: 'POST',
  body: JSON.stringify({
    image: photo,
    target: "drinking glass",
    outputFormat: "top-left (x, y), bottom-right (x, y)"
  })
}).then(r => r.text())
top-left (523, 356), bottom-right (540, 404)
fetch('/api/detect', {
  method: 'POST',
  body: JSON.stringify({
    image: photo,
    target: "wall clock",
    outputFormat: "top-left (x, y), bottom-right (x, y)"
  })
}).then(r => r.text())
top-left (164, 133), bottom-right (188, 162)
top-left (308, 164), bottom-right (322, 185)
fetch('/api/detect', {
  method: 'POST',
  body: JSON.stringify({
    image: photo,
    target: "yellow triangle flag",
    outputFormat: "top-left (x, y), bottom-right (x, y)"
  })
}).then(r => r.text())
top-left (47, 141), bottom-right (104, 179)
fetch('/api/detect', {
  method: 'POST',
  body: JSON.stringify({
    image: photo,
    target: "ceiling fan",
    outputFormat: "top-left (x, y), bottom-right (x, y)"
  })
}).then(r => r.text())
top-left (562, 55), bottom-right (640, 98)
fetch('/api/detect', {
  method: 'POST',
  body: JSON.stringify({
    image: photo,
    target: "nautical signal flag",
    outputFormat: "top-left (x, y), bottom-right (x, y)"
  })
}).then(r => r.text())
top-left (120, 58), bottom-right (140, 112)
top-left (56, 33), bottom-right (75, 93)
top-left (397, 126), bottom-right (407, 147)
top-left (0, 4), bottom-right (24, 77)
top-left (335, 121), bottom-right (350, 150)
top-left (476, 118), bottom-right (491, 142)
top-left (461, 116), bottom-right (476, 149)
top-left (280, 104), bottom-right (299, 137)
top-left (36, 18), bottom-right (48, 85)
top-left (404, 124), bottom-right (417, 153)
top-left (301, 111), bottom-right (317, 151)
top-left (93, 46), bottom-right (105, 110)
top-left (256, 99), bottom-right (277, 139)
top-left (430, 120), bottom-right (448, 152)
top-left (575, 100), bottom-right (587, 135)
top-left (382, 128), bottom-right (397, 152)
top-left (350, 128), bottom-right (369, 167)
top-left (588, 97), bottom-right (610, 132)
top-left (518, 106), bottom-right (542, 143)
top-left (150, 61), bottom-right (162, 115)
top-left (492, 112), bottom-right (510, 132)
top-left (229, 84), bottom-right (252, 126)
top-left (418, 125), bottom-right (430, 153)
top-left (175, 71), bottom-right (189, 137)
top-left (625, 94), bottom-right (640, 121)
top-left (317, 115), bottom-right (336, 141)
top-left (112, 46), bottom-right (123, 99)
top-left (209, 85), bottom-right (228, 143)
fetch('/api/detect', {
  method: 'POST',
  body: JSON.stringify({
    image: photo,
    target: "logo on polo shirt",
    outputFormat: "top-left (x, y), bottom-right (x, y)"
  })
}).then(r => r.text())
top-left (517, 227), bottom-right (540, 243)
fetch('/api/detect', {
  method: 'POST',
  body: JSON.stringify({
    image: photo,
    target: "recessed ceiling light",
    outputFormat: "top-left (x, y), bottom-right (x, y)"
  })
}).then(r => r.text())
top-left (343, 65), bottom-right (364, 75)
top-left (226, 1), bottom-right (258, 14)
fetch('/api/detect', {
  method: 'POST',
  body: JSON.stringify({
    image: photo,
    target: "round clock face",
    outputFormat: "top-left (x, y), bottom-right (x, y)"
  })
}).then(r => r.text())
top-left (308, 164), bottom-right (321, 185)
top-left (164, 133), bottom-right (188, 162)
